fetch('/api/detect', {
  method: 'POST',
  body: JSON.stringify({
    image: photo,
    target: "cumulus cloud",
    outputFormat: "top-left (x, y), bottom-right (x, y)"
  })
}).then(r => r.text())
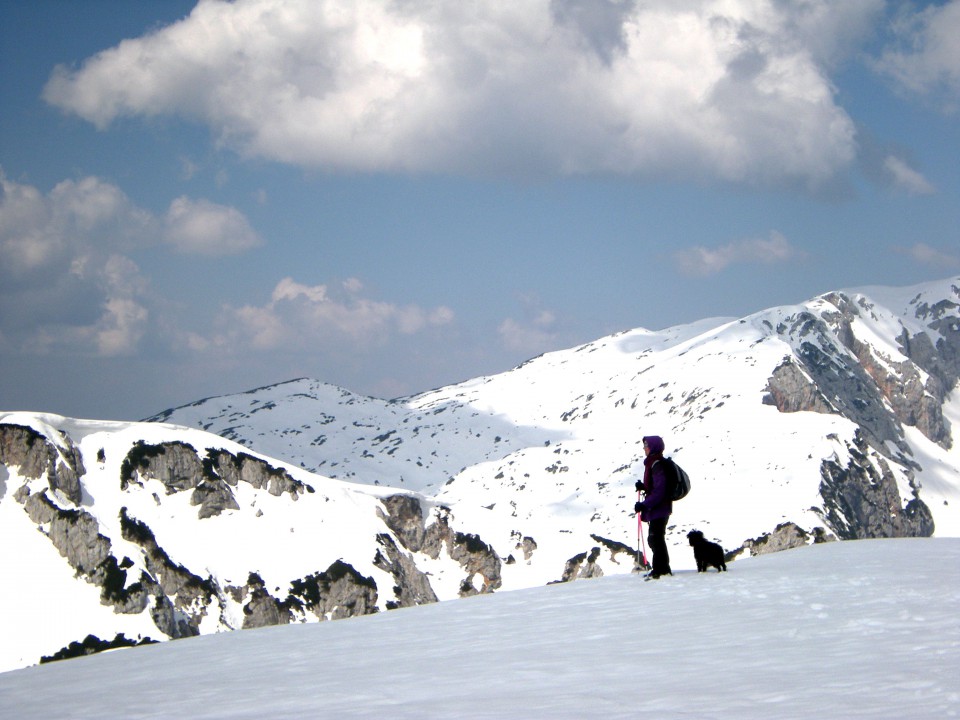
top-left (900, 243), bottom-right (960, 269)
top-left (0, 171), bottom-right (258, 356)
top-left (882, 156), bottom-right (936, 196)
top-left (216, 277), bottom-right (454, 352)
top-left (163, 196), bottom-right (261, 255)
top-left (874, 0), bottom-right (960, 110)
top-left (0, 173), bottom-right (152, 281)
top-left (673, 231), bottom-right (799, 277)
top-left (498, 294), bottom-right (564, 355)
top-left (42, 0), bottom-right (880, 188)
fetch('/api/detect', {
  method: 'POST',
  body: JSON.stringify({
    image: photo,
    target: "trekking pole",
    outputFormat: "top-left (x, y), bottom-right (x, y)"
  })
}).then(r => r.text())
top-left (637, 489), bottom-right (648, 570)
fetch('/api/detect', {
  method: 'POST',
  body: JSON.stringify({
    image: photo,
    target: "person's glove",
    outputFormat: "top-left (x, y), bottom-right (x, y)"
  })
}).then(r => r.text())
top-left (634, 501), bottom-right (643, 513)
top-left (635, 480), bottom-right (643, 492)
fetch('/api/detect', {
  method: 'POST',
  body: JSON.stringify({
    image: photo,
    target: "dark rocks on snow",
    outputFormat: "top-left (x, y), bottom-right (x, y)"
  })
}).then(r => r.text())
top-left (286, 561), bottom-right (379, 622)
top-left (557, 546), bottom-right (604, 582)
top-left (40, 633), bottom-right (158, 664)
top-left (0, 423), bottom-right (85, 505)
top-left (373, 533), bottom-right (438, 609)
top-left (728, 521), bottom-right (834, 561)
top-left (818, 433), bottom-right (935, 540)
top-left (378, 494), bottom-right (503, 597)
top-left (119, 442), bottom-right (312, 519)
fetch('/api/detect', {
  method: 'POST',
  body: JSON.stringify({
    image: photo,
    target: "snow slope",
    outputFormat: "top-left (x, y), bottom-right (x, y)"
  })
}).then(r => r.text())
top-left (1, 538), bottom-right (957, 719)
top-left (150, 277), bottom-right (960, 553)
top-left (2, 276), bottom-right (958, 676)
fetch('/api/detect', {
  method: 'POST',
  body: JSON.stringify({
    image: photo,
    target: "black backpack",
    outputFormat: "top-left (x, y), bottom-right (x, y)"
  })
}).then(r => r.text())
top-left (662, 457), bottom-right (691, 501)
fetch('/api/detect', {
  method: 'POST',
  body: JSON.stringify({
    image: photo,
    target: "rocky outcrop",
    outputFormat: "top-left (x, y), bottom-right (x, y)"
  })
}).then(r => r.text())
top-left (760, 294), bottom-right (955, 547)
top-left (207, 449), bottom-right (313, 499)
top-left (373, 533), bottom-right (438, 609)
top-left (120, 442), bottom-right (312, 519)
top-left (768, 320), bottom-right (909, 455)
top-left (730, 522), bottom-right (834, 561)
top-left (235, 573), bottom-right (288, 629)
top-left (377, 493), bottom-right (427, 551)
top-left (14, 487), bottom-right (196, 638)
top-left (557, 547), bottom-right (604, 582)
top-left (378, 495), bottom-right (503, 597)
top-left (227, 561), bottom-right (381, 629)
top-left (449, 531), bottom-right (503, 596)
top-left (817, 432), bottom-right (934, 540)
top-left (119, 508), bottom-right (216, 636)
top-left (555, 534), bottom-right (636, 582)
top-left (822, 291), bottom-right (958, 449)
top-left (41, 634), bottom-right (158, 664)
top-left (822, 298), bottom-right (951, 448)
top-left (762, 358), bottom-right (835, 415)
top-left (21, 489), bottom-right (112, 577)
top-left (763, 292), bottom-right (959, 459)
top-left (0, 423), bottom-right (84, 505)
top-left (508, 532), bottom-right (537, 564)
top-left (286, 561), bottom-right (379, 621)
top-left (907, 287), bottom-right (960, 386)
top-left (121, 440), bottom-right (202, 493)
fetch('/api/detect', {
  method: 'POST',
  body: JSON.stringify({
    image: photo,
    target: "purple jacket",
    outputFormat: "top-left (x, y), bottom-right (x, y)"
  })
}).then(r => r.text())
top-left (638, 458), bottom-right (673, 522)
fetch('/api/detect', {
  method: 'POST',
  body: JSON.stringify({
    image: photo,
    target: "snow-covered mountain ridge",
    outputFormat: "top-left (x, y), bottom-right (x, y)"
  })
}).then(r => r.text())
top-left (2, 276), bottom-right (958, 673)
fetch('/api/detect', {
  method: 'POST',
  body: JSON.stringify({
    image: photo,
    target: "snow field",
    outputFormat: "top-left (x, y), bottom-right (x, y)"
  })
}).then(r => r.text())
top-left (1, 538), bottom-right (957, 719)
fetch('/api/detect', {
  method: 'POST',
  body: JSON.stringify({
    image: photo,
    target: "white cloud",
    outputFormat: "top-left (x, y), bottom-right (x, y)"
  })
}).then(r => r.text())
top-left (0, 171), bottom-right (258, 357)
top-left (498, 297), bottom-right (562, 355)
top-left (882, 156), bottom-right (936, 196)
top-left (42, 0), bottom-right (878, 188)
top-left (17, 254), bottom-right (149, 358)
top-left (163, 196), bottom-right (262, 255)
top-left (901, 243), bottom-right (960, 269)
top-left (674, 231), bottom-right (798, 277)
top-left (218, 277), bottom-right (454, 351)
top-left (874, 0), bottom-right (960, 110)
top-left (0, 173), bottom-right (152, 279)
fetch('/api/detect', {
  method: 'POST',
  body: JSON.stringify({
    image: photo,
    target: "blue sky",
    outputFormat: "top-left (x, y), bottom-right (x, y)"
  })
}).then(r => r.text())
top-left (1, 0), bottom-right (958, 420)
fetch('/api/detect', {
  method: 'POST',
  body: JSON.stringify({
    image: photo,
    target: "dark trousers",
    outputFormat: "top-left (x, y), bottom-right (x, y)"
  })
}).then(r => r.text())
top-left (647, 517), bottom-right (671, 575)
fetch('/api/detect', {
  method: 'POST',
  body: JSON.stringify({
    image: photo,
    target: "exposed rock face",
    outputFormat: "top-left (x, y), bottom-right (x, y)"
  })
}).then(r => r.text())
top-left (41, 634), bottom-right (157, 664)
top-left (903, 290), bottom-right (960, 388)
top-left (824, 294), bottom-right (952, 449)
top-left (287, 561), bottom-right (379, 621)
top-left (758, 290), bottom-right (956, 548)
top-left (21, 490), bottom-right (112, 576)
top-left (763, 313), bottom-right (909, 457)
top-left (208, 449), bottom-right (312, 499)
top-left (15, 488), bottom-right (196, 638)
top-left (121, 440), bottom-right (202, 493)
top-left (557, 535), bottom-right (636, 581)
top-left (378, 495), bottom-right (503, 597)
top-left (0, 423), bottom-right (85, 504)
top-left (818, 433), bottom-right (934, 540)
top-left (237, 573), bottom-right (288, 629)
top-left (512, 532), bottom-right (537, 563)
top-left (558, 547), bottom-right (604, 582)
top-left (120, 442), bottom-right (312, 519)
top-left (119, 508), bottom-right (215, 636)
top-left (730, 522), bottom-right (834, 560)
top-left (763, 358), bottom-right (834, 415)
top-left (373, 534), bottom-right (439, 609)
top-left (449, 531), bottom-right (503, 596)
top-left (377, 493), bottom-right (427, 551)
top-left (763, 291), bottom-right (960, 459)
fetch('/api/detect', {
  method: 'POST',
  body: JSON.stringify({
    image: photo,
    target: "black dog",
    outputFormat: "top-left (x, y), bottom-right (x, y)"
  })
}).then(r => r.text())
top-left (687, 530), bottom-right (727, 572)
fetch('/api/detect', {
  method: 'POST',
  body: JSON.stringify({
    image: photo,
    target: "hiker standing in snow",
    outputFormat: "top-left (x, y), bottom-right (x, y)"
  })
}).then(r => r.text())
top-left (635, 435), bottom-right (673, 578)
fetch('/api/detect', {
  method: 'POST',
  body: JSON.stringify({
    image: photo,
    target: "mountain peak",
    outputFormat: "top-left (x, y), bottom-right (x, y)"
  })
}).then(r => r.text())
top-left (2, 276), bottom-right (958, 672)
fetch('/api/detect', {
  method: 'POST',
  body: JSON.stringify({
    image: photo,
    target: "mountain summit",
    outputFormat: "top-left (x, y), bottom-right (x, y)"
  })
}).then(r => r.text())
top-left (2, 276), bottom-right (958, 672)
